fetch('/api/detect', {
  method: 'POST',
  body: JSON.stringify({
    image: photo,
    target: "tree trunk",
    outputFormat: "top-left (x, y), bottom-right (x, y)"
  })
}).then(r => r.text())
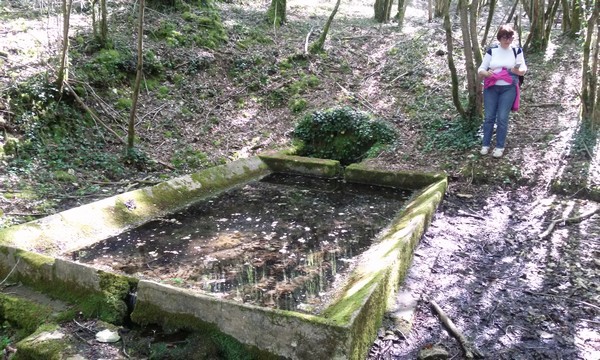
top-left (459, 0), bottom-right (482, 120)
top-left (428, 0), bottom-right (433, 21)
top-left (57, 0), bottom-right (73, 91)
top-left (507, 0), bottom-right (519, 23)
top-left (434, 0), bottom-right (447, 17)
top-left (524, 0), bottom-right (546, 51)
top-left (374, 0), bottom-right (393, 23)
top-left (543, 0), bottom-right (561, 43)
top-left (397, 0), bottom-right (408, 27)
top-left (443, 0), bottom-right (466, 118)
top-left (469, 0), bottom-right (483, 66)
top-left (128, 0), bottom-right (145, 151)
top-left (560, 0), bottom-right (572, 33)
top-left (92, 0), bottom-right (98, 38)
top-left (581, 0), bottom-right (599, 127)
top-left (481, 0), bottom-right (497, 46)
top-left (99, 0), bottom-right (108, 47)
top-left (570, 0), bottom-right (583, 36)
top-left (267, 0), bottom-right (286, 27)
top-left (309, 0), bottom-right (342, 53)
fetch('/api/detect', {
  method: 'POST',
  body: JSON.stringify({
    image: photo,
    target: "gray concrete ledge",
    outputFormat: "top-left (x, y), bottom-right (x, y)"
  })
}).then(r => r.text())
top-left (0, 155), bottom-right (447, 359)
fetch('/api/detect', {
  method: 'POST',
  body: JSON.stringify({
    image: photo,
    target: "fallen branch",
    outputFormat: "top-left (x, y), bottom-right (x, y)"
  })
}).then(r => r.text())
top-left (430, 300), bottom-right (484, 359)
top-left (304, 26), bottom-right (314, 54)
top-left (527, 103), bottom-right (570, 107)
top-left (0, 259), bottom-right (20, 287)
top-left (63, 81), bottom-right (126, 144)
top-left (5, 210), bottom-right (50, 216)
top-left (523, 290), bottom-right (600, 312)
top-left (538, 207), bottom-right (599, 239)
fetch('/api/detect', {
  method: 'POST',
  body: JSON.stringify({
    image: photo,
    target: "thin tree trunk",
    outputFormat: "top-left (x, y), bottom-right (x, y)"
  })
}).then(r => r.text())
top-left (507, 0), bottom-right (519, 23)
top-left (524, 0), bottom-right (546, 51)
top-left (571, 0), bottom-right (583, 36)
top-left (560, 0), bottom-right (572, 33)
top-left (128, 0), bottom-right (145, 151)
top-left (267, 0), bottom-right (286, 26)
top-left (309, 0), bottom-right (342, 53)
top-left (429, 0), bottom-right (433, 21)
top-left (57, 0), bottom-right (73, 92)
top-left (459, 0), bottom-right (480, 120)
top-left (100, 0), bottom-right (108, 46)
top-left (470, 0), bottom-right (483, 66)
top-left (581, 0), bottom-right (599, 127)
top-left (397, 0), bottom-right (408, 27)
top-left (444, 2), bottom-right (466, 118)
top-left (544, 0), bottom-right (560, 44)
top-left (482, 0), bottom-right (497, 46)
top-left (375, 0), bottom-right (393, 23)
top-left (435, 0), bottom-right (447, 17)
top-left (92, 0), bottom-right (98, 38)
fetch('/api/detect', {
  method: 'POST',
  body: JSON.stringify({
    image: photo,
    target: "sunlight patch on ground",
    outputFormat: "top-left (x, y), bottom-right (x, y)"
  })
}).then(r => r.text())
top-left (521, 257), bottom-right (546, 291)
top-left (544, 124), bottom-right (576, 188)
top-left (543, 40), bottom-right (558, 62)
top-left (587, 144), bottom-right (600, 187)
top-left (0, 13), bottom-right (88, 83)
top-left (574, 326), bottom-right (600, 359)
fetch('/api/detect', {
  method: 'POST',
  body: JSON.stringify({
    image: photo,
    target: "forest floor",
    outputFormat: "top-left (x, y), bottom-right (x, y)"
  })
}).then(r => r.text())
top-left (0, 0), bottom-right (599, 359)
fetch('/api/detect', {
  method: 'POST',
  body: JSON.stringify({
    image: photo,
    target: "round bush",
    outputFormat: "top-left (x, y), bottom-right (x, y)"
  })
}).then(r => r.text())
top-left (293, 107), bottom-right (397, 165)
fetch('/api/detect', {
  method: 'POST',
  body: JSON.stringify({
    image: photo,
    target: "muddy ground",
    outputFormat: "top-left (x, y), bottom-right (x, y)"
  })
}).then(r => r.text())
top-left (0, 0), bottom-right (598, 358)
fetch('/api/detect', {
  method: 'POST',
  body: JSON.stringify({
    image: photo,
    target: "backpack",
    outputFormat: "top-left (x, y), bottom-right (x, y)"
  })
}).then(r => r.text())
top-left (485, 46), bottom-right (525, 86)
top-left (512, 47), bottom-right (524, 87)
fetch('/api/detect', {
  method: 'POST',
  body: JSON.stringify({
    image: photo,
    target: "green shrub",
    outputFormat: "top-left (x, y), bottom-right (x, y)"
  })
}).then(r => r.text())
top-left (293, 107), bottom-right (397, 165)
top-left (116, 97), bottom-right (132, 110)
top-left (171, 146), bottom-right (210, 170)
top-left (289, 97), bottom-right (307, 113)
top-left (82, 49), bottom-right (132, 87)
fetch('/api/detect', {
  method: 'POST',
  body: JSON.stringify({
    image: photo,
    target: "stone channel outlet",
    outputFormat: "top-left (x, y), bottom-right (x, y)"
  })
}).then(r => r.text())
top-left (0, 152), bottom-right (447, 359)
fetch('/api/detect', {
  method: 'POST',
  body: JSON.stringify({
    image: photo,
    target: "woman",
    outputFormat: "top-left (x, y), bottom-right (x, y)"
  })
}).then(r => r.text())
top-left (478, 24), bottom-right (527, 158)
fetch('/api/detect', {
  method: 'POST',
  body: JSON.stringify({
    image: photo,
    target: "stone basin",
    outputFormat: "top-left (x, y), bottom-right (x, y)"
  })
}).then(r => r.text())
top-left (0, 152), bottom-right (447, 359)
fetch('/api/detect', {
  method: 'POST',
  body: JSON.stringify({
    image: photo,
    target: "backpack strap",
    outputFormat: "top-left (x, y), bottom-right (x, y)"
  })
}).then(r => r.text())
top-left (512, 47), bottom-right (522, 57)
top-left (486, 45), bottom-right (498, 56)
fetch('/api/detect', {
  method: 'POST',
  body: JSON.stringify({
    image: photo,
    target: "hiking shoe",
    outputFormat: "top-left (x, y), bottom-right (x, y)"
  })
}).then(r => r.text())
top-left (492, 148), bottom-right (504, 158)
top-left (480, 146), bottom-right (490, 155)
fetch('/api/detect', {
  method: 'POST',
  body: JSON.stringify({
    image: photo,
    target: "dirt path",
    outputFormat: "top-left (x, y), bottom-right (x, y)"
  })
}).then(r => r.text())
top-left (367, 33), bottom-right (600, 359)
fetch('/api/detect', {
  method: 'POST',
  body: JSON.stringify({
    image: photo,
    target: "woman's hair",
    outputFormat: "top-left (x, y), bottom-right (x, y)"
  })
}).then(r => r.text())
top-left (496, 24), bottom-right (515, 41)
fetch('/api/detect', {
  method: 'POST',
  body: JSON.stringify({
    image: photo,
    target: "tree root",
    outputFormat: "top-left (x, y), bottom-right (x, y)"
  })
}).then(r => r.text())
top-left (538, 207), bottom-right (599, 239)
top-left (430, 300), bottom-right (484, 359)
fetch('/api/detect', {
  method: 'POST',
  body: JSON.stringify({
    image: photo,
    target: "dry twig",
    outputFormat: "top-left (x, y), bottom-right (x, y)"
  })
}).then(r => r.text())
top-left (430, 300), bottom-right (484, 359)
top-left (63, 81), bottom-right (126, 144)
top-left (0, 259), bottom-right (20, 287)
top-left (304, 27), bottom-right (314, 54)
top-left (538, 207), bottom-right (599, 239)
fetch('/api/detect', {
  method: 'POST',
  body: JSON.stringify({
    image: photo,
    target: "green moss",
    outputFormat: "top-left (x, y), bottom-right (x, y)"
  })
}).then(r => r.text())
top-left (14, 323), bottom-right (68, 360)
top-left (16, 250), bottom-right (54, 269)
top-left (0, 294), bottom-right (53, 337)
top-left (322, 274), bottom-right (382, 325)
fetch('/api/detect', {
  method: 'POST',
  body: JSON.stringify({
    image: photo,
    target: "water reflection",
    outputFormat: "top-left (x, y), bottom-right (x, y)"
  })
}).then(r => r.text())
top-left (68, 173), bottom-right (411, 313)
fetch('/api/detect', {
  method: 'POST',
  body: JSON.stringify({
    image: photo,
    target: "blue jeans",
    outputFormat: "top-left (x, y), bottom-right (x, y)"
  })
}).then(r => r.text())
top-left (482, 84), bottom-right (516, 148)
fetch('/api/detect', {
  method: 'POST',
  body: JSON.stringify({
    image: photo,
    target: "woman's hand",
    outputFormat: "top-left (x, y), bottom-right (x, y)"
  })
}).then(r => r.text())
top-left (511, 65), bottom-right (523, 75)
top-left (479, 70), bottom-right (493, 79)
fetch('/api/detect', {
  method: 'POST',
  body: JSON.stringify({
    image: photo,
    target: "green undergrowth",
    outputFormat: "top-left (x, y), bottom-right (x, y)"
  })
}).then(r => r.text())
top-left (0, 75), bottom-right (164, 223)
top-left (293, 106), bottom-right (398, 165)
top-left (148, 0), bottom-right (227, 49)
